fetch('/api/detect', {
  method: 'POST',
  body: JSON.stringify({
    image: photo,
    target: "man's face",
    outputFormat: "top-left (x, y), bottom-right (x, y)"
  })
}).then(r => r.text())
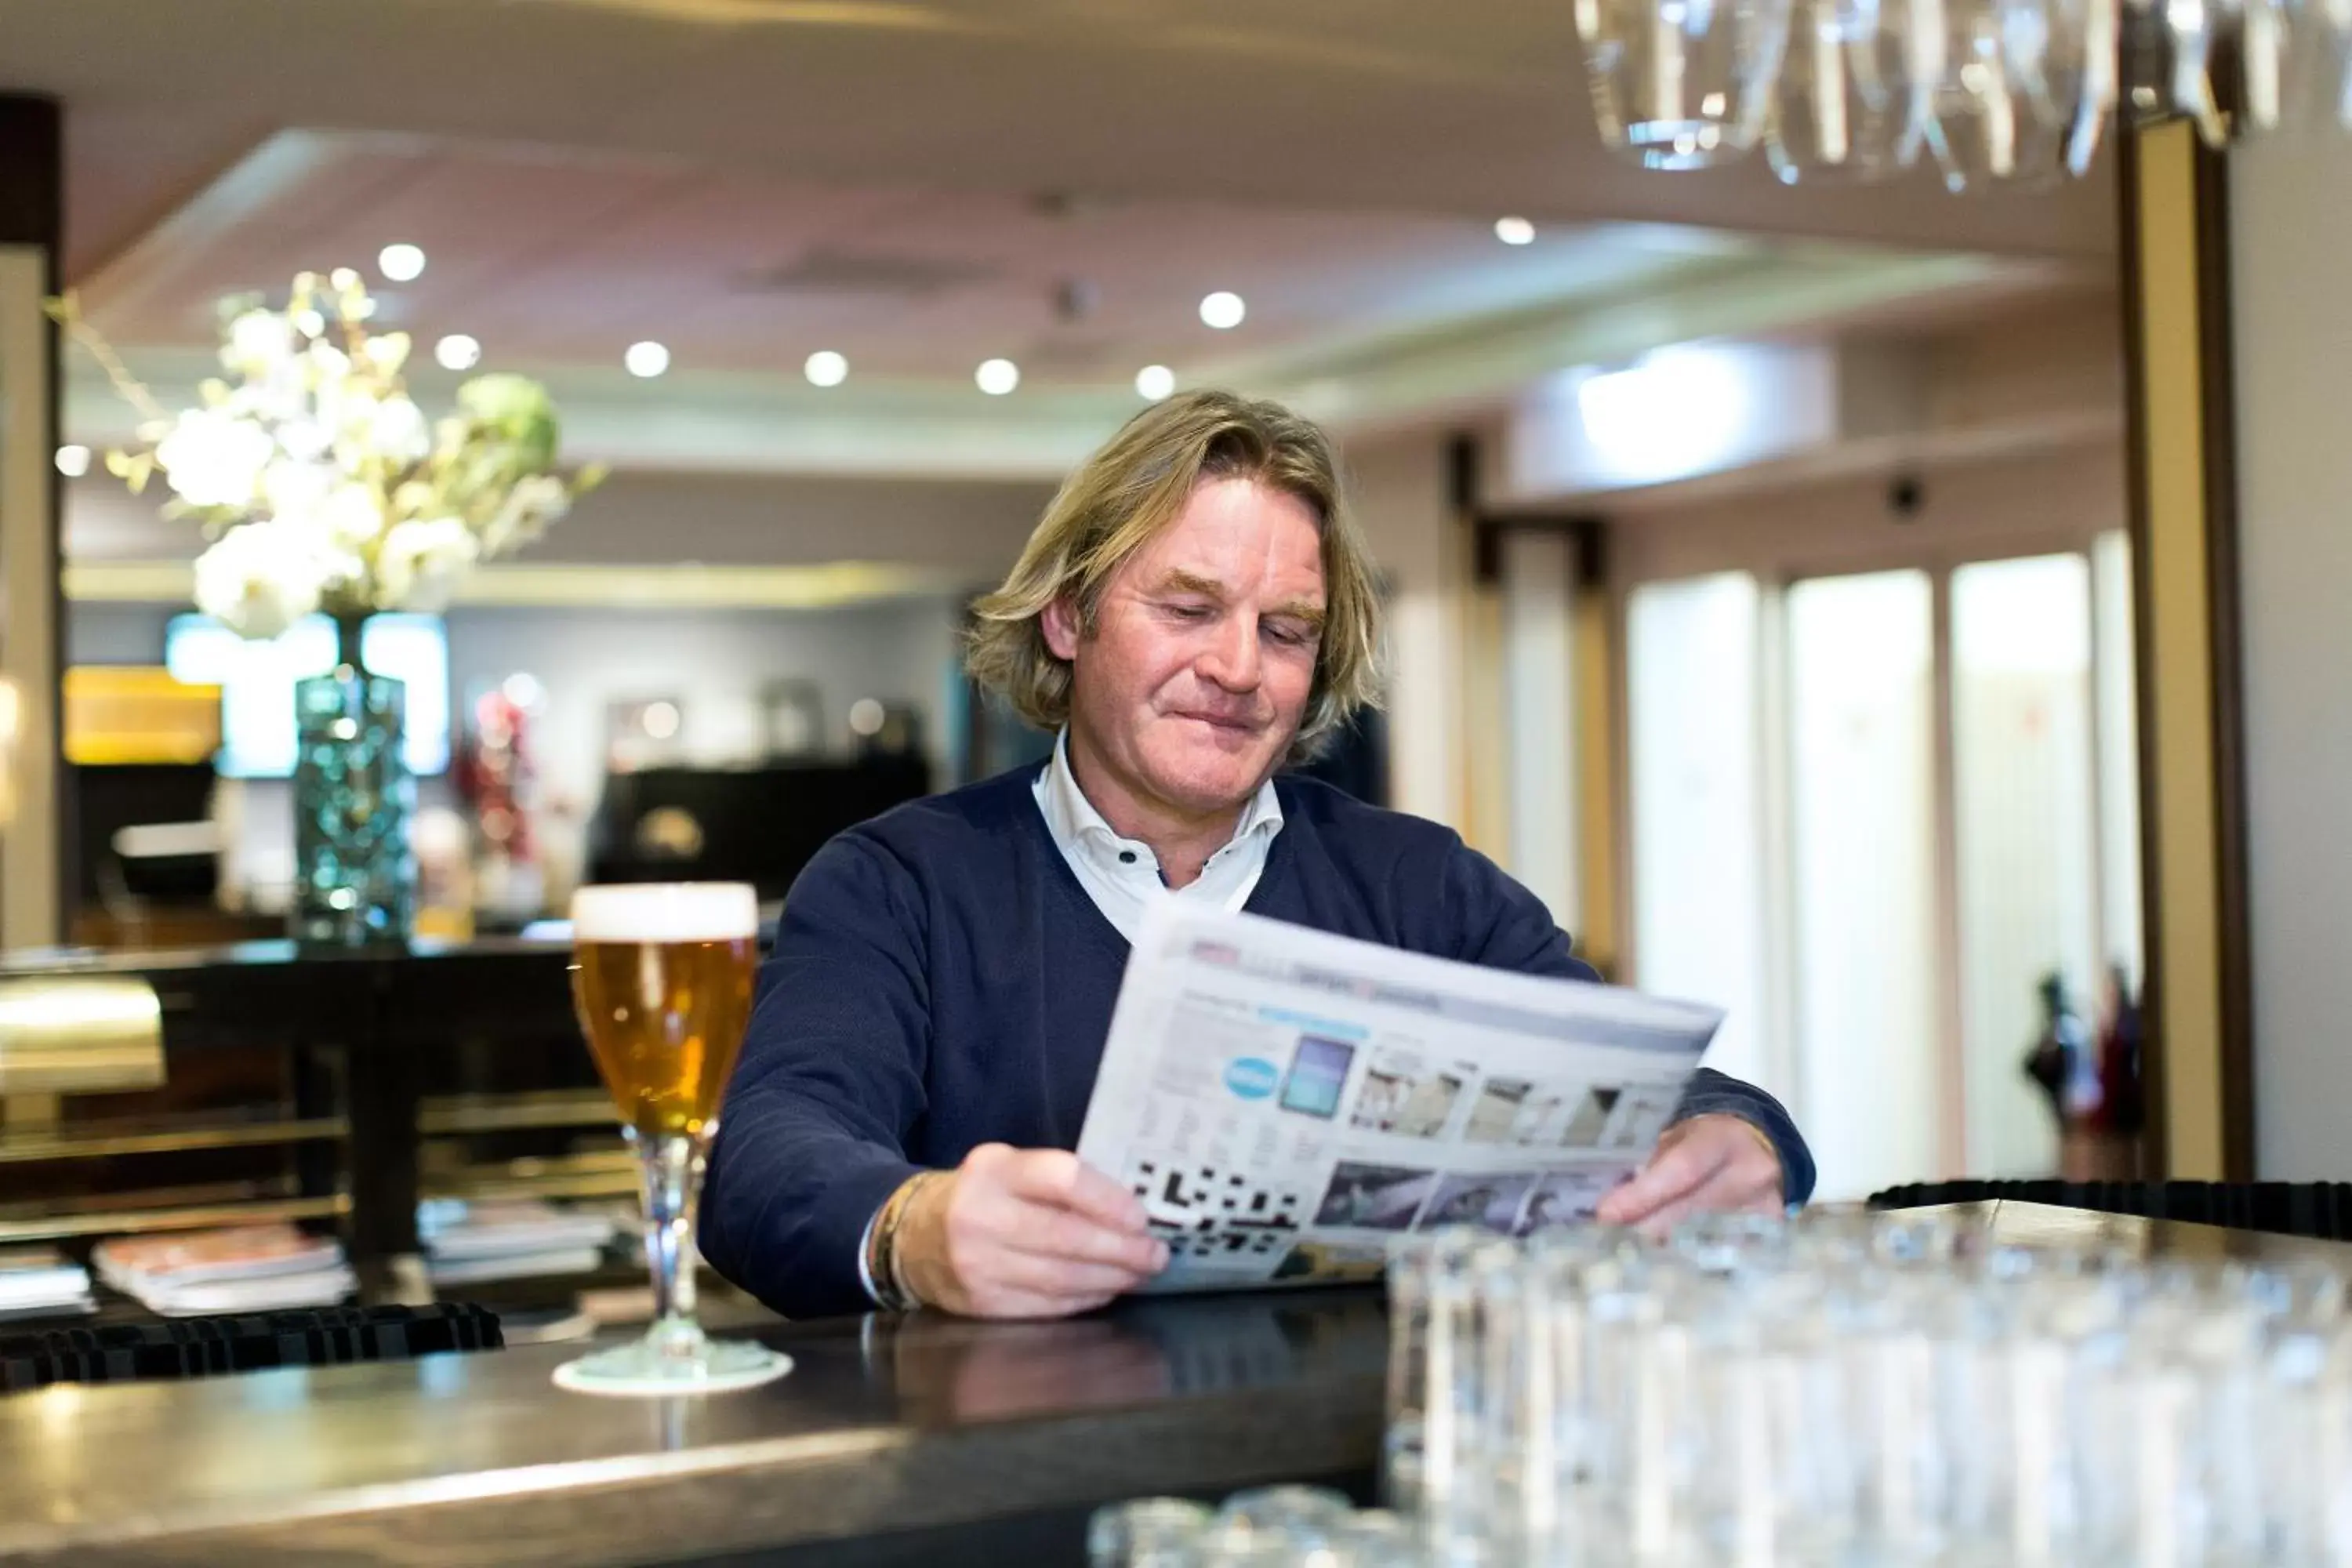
top-left (1044, 477), bottom-right (1326, 822)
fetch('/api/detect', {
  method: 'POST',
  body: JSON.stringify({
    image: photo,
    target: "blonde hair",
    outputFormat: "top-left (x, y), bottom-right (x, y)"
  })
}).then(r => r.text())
top-left (966, 390), bottom-right (1383, 760)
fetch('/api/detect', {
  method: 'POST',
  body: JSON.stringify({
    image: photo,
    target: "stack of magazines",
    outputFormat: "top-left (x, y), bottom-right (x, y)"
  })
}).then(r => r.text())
top-left (418, 1199), bottom-right (618, 1284)
top-left (92, 1225), bottom-right (355, 1316)
top-left (0, 1247), bottom-right (96, 1319)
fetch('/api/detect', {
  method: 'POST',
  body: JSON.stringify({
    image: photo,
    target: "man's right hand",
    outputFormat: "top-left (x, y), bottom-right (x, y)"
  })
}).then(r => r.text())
top-left (894, 1144), bottom-right (1170, 1318)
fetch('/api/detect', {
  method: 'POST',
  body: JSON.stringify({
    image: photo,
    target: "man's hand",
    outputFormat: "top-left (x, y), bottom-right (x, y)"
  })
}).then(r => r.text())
top-left (1594, 1114), bottom-right (1785, 1232)
top-left (895, 1144), bottom-right (1169, 1318)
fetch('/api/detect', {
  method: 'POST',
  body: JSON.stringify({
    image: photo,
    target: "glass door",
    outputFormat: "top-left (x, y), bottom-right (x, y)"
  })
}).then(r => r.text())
top-left (1950, 554), bottom-right (2101, 1178)
top-left (1626, 573), bottom-right (1776, 1096)
top-left (1784, 570), bottom-right (1940, 1201)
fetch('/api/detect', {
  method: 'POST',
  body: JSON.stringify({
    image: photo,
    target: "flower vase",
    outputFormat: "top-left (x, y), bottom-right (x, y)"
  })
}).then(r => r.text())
top-left (292, 615), bottom-right (416, 944)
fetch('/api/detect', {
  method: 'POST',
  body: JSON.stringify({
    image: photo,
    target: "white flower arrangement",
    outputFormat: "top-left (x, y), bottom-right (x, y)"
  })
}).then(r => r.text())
top-left (54, 270), bottom-right (602, 641)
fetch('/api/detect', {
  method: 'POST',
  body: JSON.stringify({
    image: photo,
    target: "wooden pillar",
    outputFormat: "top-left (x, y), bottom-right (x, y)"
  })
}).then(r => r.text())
top-left (2116, 120), bottom-right (2253, 1181)
top-left (0, 94), bottom-right (64, 953)
top-left (1452, 437), bottom-right (1512, 864)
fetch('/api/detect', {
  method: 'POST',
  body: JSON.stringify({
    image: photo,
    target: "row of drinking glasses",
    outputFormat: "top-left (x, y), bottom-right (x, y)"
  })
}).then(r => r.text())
top-left (1385, 1210), bottom-right (2352, 1566)
top-left (1089, 1488), bottom-right (1417, 1567)
top-left (1577, 0), bottom-right (2352, 184)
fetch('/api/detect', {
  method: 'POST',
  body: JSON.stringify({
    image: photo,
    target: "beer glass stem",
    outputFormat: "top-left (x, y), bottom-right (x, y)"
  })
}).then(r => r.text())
top-left (637, 1131), bottom-right (704, 1355)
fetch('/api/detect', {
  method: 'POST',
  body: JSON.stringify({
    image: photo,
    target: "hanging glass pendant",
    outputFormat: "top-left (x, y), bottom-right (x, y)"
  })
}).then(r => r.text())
top-left (1581, 0), bottom-right (2352, 189)
top-left (1578, 0), bottom-right (1797, 166)
top-left (2231, 0), bottom-right (2352, 136)
top-left (1917, 0), bottom-right (2096, 187)
top-left (1767, 0), bottom-right (1938, 180)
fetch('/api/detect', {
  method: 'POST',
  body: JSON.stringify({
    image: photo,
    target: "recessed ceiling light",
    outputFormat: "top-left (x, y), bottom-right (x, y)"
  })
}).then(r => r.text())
top-left (975, 358), bottom-right (1021, 395)
top-left (625, 340), bottom-right (672, 379)
top-left (434, 333), bottom-right (482, 372)
top-left (1494, 216), bottom-right (1537, 245)
top-left (1134, 365), bottom-right (1176, 401)
top-left (804, 350), bottom-right (849, 388)
top-left (1199, 292), bottom-right (1246, 330)
top-left (53, 444), bottom-right (89, 478)
top-left (377, 243), bottom-right (426, 282)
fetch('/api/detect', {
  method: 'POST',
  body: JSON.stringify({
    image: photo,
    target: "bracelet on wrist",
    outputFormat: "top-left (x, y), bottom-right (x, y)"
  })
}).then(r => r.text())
top-left (869, 1172), bottom-right (933, 1313)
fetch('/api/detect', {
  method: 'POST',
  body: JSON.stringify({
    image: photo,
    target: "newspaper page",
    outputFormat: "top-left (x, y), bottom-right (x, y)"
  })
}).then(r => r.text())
top-left (1076, 902), bottom-right (1722, 1293)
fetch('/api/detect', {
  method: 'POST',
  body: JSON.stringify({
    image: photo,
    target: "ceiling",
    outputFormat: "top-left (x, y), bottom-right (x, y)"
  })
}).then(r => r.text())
top-left (19, 0), bottom-right (2120, 478)
top-left (79, 131), bottom-right (1764, 381)
top-left (15, 0), bottom-right (2116, 281)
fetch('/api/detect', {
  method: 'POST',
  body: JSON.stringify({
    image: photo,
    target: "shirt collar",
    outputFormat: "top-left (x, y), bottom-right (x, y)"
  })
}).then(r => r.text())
top-left (1040, 728), bottom-right (1283, 867)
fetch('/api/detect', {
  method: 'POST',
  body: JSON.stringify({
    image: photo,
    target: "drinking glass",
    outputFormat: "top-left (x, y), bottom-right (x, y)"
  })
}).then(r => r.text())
top-left (1327, 1508), bottom-right (1422, 1568)
top-left (1415, 1229), bottom-right (1492, 1530)
top-left (1381, 1234), bottom-right (1435, 1512)
top-left (2261, 1320), bottom-right (2352, 1565)
top-left (1577, 0), bottom-right (1797, 167)
top-left (1212, 1485), bottom-right (1356, 1540)
top-left (1197, 1488), bottom-right (1357, 1568)
top-left (554, 882), bottom-right (792, 1396)
top-left (1090, 1497), bottom-right (1215, 1567)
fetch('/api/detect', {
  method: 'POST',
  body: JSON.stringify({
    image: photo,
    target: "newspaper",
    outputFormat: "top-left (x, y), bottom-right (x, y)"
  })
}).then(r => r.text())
top-left (1076, 902), bottom-right (1722, 1292)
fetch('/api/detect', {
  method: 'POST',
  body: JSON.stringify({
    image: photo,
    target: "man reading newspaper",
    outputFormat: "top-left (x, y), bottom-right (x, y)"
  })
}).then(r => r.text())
top-left (702, 391), bottom-right (1815, 1321)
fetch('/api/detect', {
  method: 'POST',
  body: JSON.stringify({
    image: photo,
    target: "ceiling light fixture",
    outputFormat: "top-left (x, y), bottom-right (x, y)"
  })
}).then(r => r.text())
top-left (804, 350), bottom-right (849, 388)
top-left (1577, 0), bottom-right (2352, 183)
top-left (434, 333), bottom-right (482, 372)
top-left (1494, 216), bottom-right (1537, 245)
top-left (377, 243), bottom-right (426, 283)
top-left (625, 341), bottom-right (672, 379)
top-left (1134, 365), bottom-right (1176, 401)
top-left (975, 358), bottom-right (1021, 395)
top-left (53, 445), bottom-right (89, 479)
top-left (1199, 292), bottom-right (1247, 330)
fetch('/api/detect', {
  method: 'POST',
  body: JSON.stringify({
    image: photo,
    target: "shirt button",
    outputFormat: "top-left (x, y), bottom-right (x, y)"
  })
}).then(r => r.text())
top-left (1118, 851), bottom-right (1138, 864)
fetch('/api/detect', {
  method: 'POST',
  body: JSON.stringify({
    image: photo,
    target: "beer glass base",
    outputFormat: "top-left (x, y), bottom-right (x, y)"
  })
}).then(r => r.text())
top-left (553, 1335), bottom-right (793, 1397)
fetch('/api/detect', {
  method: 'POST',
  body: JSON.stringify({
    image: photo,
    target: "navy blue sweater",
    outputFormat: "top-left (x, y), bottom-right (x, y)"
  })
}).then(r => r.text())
top-left (700, 766), bottom-right (1815, 1319)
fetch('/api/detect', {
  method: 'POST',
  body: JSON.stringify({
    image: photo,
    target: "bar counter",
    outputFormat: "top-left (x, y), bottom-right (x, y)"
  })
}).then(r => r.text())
top-left (7, 1203), bottom-right (2352, 1567)
top-left (0, 1287), bottom-right (1388, 1567)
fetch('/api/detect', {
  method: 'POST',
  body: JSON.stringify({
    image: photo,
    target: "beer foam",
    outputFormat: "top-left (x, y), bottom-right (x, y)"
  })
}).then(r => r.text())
top-left (569, 882), bottom-right (758, 942)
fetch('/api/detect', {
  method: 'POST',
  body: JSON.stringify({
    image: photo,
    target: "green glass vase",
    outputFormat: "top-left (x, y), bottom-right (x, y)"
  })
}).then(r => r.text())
top-left (291, 615), bottom-right (415, 944)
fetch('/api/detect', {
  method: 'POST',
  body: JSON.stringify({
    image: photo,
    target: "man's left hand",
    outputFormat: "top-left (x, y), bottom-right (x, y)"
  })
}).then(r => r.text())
top-left (1594, 1113), bottom-right (1784, 1231)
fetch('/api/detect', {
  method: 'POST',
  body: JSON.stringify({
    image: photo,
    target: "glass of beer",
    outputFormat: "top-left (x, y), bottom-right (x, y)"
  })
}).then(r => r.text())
top-left (554, 882), bottom-right (792, 1396)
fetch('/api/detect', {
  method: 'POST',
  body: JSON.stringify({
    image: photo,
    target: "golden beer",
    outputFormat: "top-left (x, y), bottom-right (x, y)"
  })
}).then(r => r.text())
top-left (572, 935), bottom-right (756, 1140)
top-left (568, 883), bottom-right (758, 1142)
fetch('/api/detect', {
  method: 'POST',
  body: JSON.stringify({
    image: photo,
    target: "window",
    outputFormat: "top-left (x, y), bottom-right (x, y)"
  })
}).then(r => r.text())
top-left (1628, 573), bottom-right (1774, 1094)
top-left (1624, 535), bottom-right (2140, 1199)
top-left (1785, 570), bottom-right (1939, 1200)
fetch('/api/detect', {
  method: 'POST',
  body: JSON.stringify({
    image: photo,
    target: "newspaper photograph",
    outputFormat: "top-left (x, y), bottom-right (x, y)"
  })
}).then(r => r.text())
top-left (1076, 902), bottom-right (1724, 1293)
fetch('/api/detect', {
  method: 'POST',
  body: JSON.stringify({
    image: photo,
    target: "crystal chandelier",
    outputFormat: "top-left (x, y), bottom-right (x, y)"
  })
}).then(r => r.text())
top-left (1573, 0), bottom-right (2350, 186)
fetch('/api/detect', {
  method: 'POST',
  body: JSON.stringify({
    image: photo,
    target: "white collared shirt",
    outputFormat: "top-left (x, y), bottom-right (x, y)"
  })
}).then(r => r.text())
top-left (1029, 728), bottom-right (1284, 942)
